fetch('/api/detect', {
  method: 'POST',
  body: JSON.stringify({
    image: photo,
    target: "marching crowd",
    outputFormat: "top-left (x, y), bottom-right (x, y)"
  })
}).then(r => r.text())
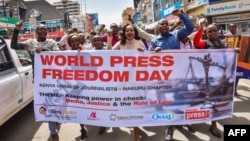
top-left (10, 9), bottom-right (239, 141)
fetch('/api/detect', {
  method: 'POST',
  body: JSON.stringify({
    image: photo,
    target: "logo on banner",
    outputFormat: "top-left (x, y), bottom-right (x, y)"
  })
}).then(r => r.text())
top-left (109, 113), bottom-right (143, 121)
top-left (39, 106), bottom-right (47, 115)
top-left (39, 107), bottom-right (76, 118)
top-left (151, 113), bottom-right (175, 120)
top-left (87, 112), bottom-right (100, 120)
top-left (109, 113), bottom-right (117, 121)
top-left (185, 109), bottom-right (211, 120)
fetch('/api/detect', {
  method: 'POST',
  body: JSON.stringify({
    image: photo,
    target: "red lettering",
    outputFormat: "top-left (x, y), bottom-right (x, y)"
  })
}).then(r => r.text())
top-left (110, 55), bottom-right (174, 67)
top-left (40, 55), bottom-right (54, 65)
top-left (110, 56), bottom-right (123, 67)
top-left (136, 70), bottom-right (172, 81)
top-left (74, 70), bottom-right (84, 80)
top-left (113, 71), bottom-right (129, 82)
top-left (41, 55), bottom-right (103, 67)
top-left (185, 110), bottom-right (211, 120)
top-left (52, 69), bottom-right (63, 79)
top-left (137, 56), bottom-right (149, 67)
top-left (42, 69), bottom-right (129, 82)
top-left (148, 56), bottom-right (161, 67)
top-left (124, 56), bottom-right (137, 67)
top-left (68, 56), bottom-right (78, 66)
top-left (162, 55), bottom-right (174, 66)
top-left (54, 55), bottom-right (67, 66)
top-left (136, 71), bottom-right (149, 81)
top-left (85, 70), bottom-right (98, 80)
top-left (63, 70), bottom-right (73, 80)
top-left (99, 71), bottom-right (112, 82)
top-left (90, 56), bottom-right (103, 66)
top-left (42, 69), bottom-right (52, 78)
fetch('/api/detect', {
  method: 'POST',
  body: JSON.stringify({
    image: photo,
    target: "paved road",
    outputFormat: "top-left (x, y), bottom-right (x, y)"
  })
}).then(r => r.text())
top-left (0, 79), bottom-right (249, 141)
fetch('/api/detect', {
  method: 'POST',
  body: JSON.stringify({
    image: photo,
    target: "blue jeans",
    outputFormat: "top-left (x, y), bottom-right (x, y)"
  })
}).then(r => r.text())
top-left (48, 121), bottom-right (58, 135)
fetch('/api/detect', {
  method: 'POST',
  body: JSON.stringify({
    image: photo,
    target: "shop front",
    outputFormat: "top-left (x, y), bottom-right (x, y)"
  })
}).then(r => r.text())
top-left (160, 1), bottom-right (181, 25)
top-left (212, 13), bottom-right (250, 34)
top-left (144, 1), bottom-right (181, 30)
top-left (186, 0), bottom-right (207, 27)
top-left (205, 0), bottom-right (250, 34)
top-left (8, 31), bottom-right (65, 41)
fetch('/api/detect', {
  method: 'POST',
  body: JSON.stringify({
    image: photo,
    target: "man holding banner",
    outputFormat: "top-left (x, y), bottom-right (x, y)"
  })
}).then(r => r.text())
top-left (148, 9), bottom-right (194, 141)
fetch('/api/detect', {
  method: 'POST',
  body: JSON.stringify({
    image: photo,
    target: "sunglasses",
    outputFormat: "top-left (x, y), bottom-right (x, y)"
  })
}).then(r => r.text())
top-left (207, 29), bottom-right (218, 33)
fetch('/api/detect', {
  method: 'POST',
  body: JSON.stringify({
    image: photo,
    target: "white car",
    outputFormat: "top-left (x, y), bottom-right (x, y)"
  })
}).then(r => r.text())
top-left (0, 36), bottom-right (34, 126)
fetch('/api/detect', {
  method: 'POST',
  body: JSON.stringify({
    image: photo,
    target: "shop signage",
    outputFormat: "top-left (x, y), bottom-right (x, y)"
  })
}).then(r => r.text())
top-left (205, 0), bottom-right (250, 15)
top-left (160, 1), bottom-right (181, 18)
top-left (9, 31), bottom-right (65, 41)
top-left (187, 0), bottom-right (207, 10)
top-left (212, 13), bottom-right (250, 23)
top-left (208, 0), bottom-right (222, 3)
top-left (0, 15), bottom-right (19, 24)
top-left (165, 15), bottom-right (178, 22)
top-left (30, 9), bottom-right (40, 18)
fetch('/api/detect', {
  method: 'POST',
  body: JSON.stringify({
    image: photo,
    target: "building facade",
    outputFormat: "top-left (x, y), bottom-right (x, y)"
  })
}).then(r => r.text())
top-left (52, 0), bottom-right (81, 16)
top-left (205, 0), bottom-right (250, 34)
top-left (0, 0), bottom-right (65, 40)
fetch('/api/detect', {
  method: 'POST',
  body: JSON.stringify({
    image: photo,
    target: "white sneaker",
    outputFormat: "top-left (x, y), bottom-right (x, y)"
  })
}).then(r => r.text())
top-left (165, 134), bottom-right (172, 141)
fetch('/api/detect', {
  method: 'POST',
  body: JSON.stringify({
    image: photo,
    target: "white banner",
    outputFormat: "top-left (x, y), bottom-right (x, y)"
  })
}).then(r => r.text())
top-left (34, 49), bottom-right (237, 127)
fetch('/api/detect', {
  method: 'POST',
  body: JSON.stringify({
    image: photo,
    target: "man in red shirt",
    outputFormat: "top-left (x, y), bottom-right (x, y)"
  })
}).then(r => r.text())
top-left (98, 23), bottom-right (120, 46)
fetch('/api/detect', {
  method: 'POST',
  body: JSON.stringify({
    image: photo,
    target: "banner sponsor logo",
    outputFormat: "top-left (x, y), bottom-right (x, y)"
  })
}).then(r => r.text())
top-left (109, 113), bottom-right (143, 121)
top-left (152, 113), bottom-right (175, 121)
top-left (185, 109), bottom-right (211, 120)
top-left (87, 112), bottom-right (100, 120)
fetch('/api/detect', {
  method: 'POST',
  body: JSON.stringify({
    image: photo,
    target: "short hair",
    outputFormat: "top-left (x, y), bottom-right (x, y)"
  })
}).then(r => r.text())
top-left (90, 31), bottom-right (97, 36)
top-left (110, 23), bottom-right (118, 28)
top-left (67, 33), bottom-right (80, 47)
top-left (36, 24), bottom-right (46, 30)
top-left (198, 18), bottom-right (207, 25)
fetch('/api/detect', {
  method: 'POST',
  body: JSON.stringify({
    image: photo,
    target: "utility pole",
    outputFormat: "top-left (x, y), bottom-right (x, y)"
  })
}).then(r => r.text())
top-left (2, 0), bottom-right (6, 16)
top-left (81, 0), bottom-right (87, 32)
top-left (16, 0), bottom-right (20, 19)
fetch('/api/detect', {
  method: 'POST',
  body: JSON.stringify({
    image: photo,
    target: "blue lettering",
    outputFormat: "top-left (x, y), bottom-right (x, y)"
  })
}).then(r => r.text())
top-left (152, 113), bottom-right (175, 120)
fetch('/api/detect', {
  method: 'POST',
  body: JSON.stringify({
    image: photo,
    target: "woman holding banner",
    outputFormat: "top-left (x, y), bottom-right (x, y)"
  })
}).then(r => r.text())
top-left (193, 23), bottom-right (233, 138)
top-left (112, 23), bottom-right (145, 141)
top-left (66, 33), bottom-right (88, 141)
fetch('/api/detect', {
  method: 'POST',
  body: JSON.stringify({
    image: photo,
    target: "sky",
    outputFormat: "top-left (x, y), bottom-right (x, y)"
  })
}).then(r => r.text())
top-left (45, 0), bottom-right (134, 27)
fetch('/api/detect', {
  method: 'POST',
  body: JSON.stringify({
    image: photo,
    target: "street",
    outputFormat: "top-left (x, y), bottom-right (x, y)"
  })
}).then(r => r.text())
top-left (0, 79), bottom-right (249, 141)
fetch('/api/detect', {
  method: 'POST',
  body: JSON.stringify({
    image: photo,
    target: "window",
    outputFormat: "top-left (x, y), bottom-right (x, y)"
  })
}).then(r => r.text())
top-left (0, 39), bottom-right (14, 72)
top-left (15, 50), bottom-right (32, 67)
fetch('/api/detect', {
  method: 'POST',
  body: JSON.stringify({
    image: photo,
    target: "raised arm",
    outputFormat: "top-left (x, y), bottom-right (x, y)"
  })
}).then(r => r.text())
top-left (111, 41), bottom-right (121, 50)
top-left (193, 28), bottom-right (206, 49)
top-left (128, 16), bottom-right (155, 42)
top-left (134, 24), bottom-right (155, 42)
top-left (11, 20), bottom-right (23, 49)
top-left (172, 9), bottom-right (194, 40)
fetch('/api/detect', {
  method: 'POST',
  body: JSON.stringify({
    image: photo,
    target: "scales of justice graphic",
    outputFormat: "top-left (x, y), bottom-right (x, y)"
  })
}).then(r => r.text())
top-left (181, 53), bottom-right (234, 112)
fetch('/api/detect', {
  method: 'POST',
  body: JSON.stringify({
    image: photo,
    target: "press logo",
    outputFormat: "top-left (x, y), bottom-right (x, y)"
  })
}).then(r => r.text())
top-left (185, 109), bottom-right (210, 120)
top-left (87, 112), bottom-right (99, 120)
top-left (224, 125), bottom-right (250, 140)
